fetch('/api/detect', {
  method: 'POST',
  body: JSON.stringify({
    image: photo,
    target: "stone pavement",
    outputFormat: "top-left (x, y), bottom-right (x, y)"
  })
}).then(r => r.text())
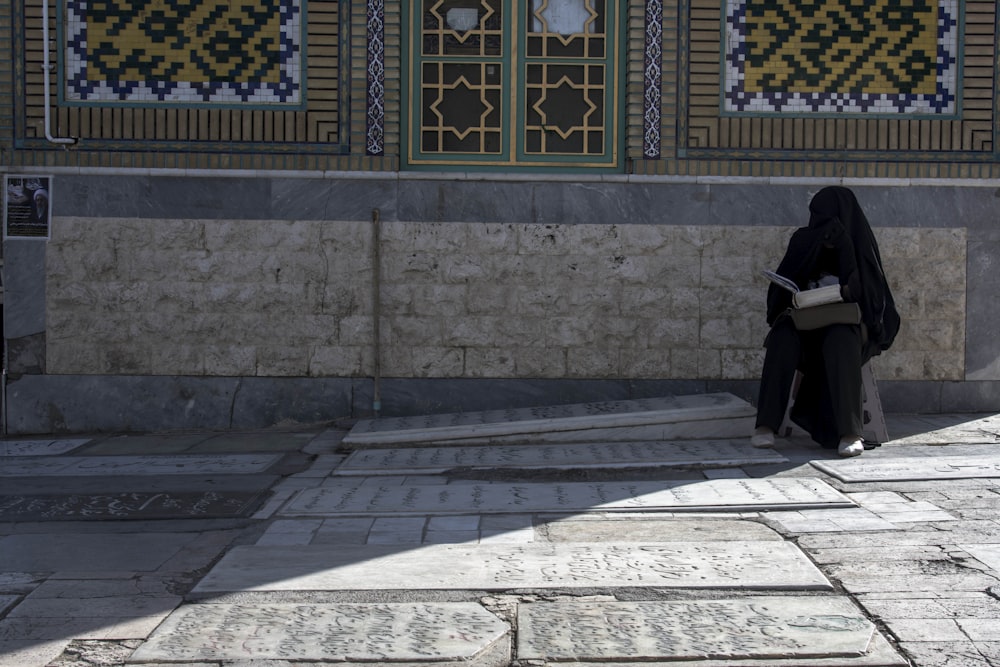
top-left (0, 395), bottom-right (998, 666)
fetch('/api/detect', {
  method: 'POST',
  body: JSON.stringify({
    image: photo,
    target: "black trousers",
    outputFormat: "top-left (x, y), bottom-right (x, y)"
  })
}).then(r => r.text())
top-left (755, 317), bottom-right (863, 443)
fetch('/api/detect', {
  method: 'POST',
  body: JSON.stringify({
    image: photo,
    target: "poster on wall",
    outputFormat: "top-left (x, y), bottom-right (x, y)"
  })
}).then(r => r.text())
top-left (4, 175), bottom-right (52, 240)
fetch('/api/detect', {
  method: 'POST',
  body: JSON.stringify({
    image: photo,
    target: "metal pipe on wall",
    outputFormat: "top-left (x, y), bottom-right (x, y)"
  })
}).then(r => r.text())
top-left (371, 208), bottom-right (382, 417)
top-left (42, 0), bottom-right (78, 145)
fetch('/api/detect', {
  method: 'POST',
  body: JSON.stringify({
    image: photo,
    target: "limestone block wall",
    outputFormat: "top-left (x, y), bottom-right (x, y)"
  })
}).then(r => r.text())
top-left (44, 218), bottom-right (965, 385)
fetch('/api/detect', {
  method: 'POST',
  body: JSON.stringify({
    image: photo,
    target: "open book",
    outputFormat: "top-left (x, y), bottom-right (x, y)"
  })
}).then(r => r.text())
top-left (762, 270), bottom-right (844, 309)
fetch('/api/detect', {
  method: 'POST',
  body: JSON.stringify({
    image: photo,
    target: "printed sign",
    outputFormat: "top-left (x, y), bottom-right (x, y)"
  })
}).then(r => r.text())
top-left (4, 176), bottom-right (52, 240)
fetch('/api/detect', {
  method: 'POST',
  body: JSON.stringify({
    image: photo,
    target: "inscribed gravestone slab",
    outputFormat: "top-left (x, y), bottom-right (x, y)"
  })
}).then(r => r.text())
top-left (812, 455), bottom-right (1000, 482)
top-left (128, 602), bottom-right (509, 664)
top-left (517, 597), bottom-right (874, 660)
top-left (192, 541), bottom-right (832, 593)
top-left (0, 491), bottom-right (267, 520)
top-left (336, 439), bottom-right (787, 475)
top-left (0, 439), bottom-right (90, 456)
top-left (344, 393), bottom-right (753, 446)
top-left (0, 453), bottom-right (283, 477)
top-left (281, 478), bottom-right (852, 517)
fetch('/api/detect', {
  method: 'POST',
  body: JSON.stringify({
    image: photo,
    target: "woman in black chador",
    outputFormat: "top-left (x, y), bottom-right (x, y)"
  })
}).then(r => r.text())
top-left (751, 186), bottom-right (900, 457)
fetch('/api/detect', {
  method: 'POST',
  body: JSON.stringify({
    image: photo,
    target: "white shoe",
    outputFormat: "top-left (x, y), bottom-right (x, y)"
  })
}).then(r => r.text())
top-left (838, 437), bottom-right (864, 458)
top-left (751, 427), bottom-right (775, 449)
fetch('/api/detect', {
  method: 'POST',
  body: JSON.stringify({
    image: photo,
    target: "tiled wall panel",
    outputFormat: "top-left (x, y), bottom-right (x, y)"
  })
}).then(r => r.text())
top-left (1, 1), bottom-right (995, 175)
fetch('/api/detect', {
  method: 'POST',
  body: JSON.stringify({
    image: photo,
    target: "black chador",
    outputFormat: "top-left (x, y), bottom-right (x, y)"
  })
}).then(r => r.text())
top-left (755, 186), bottom-right (900, 450)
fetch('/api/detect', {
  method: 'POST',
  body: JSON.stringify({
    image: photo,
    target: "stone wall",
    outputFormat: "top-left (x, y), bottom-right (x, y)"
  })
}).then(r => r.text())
top-left (43, 219), bottom-right (965, 385)
top-left (2, 175), bottom-right (992, 434)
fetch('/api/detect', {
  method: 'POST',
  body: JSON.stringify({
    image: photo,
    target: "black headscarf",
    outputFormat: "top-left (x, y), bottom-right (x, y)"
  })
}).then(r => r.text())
top-left (767, 186), bottom-right (900, 361)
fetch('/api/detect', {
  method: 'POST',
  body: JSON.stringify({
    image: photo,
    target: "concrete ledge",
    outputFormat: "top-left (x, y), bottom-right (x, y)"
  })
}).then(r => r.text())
top-left (5, 375), bottom-right (997, 435)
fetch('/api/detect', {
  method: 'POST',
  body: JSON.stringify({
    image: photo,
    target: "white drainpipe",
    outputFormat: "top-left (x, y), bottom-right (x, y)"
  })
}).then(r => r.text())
top-left (42, 0), bottom-right (78, 145)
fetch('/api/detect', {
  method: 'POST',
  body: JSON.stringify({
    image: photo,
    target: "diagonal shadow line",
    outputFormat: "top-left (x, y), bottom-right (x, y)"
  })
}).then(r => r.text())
top-left (1, 411), bottom-right (999, 661)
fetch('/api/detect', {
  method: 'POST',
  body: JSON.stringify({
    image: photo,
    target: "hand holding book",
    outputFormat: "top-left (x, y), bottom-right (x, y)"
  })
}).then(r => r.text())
top-left (761, 270), bottom-right (844, 309)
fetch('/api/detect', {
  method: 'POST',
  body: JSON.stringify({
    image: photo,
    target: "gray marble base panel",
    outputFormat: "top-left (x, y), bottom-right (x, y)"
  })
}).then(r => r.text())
top-left (281, 478), bottom-right (852, 517)
top-left (128, 602), bottom-right (509, 665)
top-left (336, 439), bottom-right (786, 475)
top-left (517, 597), bottom-right (878, 661)
top-left (812, 455), bottom-right (1000, 482)
top-left (344, 393), bottom-right (754, 446)
top-left (192, 541), bottom-right (832, 594)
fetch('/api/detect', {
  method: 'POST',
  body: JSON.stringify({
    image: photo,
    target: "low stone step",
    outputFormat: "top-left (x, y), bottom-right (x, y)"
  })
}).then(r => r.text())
top-left (192, 541), bottom-right (832, 595)
top-left (336, 439), bottom-right (786, 476)
top-left (280, 477), bottom-right (853, 517)
top-left (343, 393), bottom-right (754, 448)
top-left (128, 601), bottom-right (510, 666)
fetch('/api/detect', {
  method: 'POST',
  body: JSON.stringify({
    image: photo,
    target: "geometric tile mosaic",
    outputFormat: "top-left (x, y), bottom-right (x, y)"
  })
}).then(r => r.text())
top-left (643, 0), bottom-right (663, 158)
top-left (724, 0), bottom-right (959, 115)
top-left (367, 0), bottom-right (386, 155)
top-left (64, 0), bottom-right (303, 105)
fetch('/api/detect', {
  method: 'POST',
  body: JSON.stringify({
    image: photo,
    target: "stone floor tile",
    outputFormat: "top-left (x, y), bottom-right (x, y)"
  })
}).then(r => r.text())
top-left (371, 516), bottom-right (426, 532)
top-left (0, 616), bottom-right (101, 641)
top-left (849, 491), bottom-right (908, 504)
top-left (771, 518), bottom-right (844, 533)
top-left (263, 518), bottom-right (324, 533)
top-left (900, 641), bottom-right (996, 667)
top-left (957, 618), bottom-right (999, 641)
top-left (5, 595), bottom-right (178, 619)
top-left (0, 639), bottom-right (69, 667)
top-left (365, 530), bottom-right (424, 545)
top-left (156, 529), bottom-right (243, 573)
top-left (423, 530), bottom-right (480, 544)
top-left (858, 597), bottom-right (949, 619)
top-left (0, 573), bottom-right (42, 595)
top-left (702, 468), bottom-right (748, 479)
top-left (26, 577), bottom-right (175, 598)
top-left (976, 641), bottom-right (1000, 662)
top-left (72, 615), bottom-right (169, 640)
top-left (310, 530), bottom-right (370, 545)
top-left (876, 510), bottom-right (957, 523)
top-left (0, 533), bottom-right (195, 572)
top-left (427, 515), bottom-right (481, 531)
top-left (935, 595), bottom-right (1000, 618)
top-left (838, 573), bottom-right (1000, 594)
top-left (255, 531), bottom-right (314, 546)
top-left (479, 514), bottom-right (533, 531)
top-left (479, 528), bottom-right (535, 543)
top-left (884, 618), bottom-right (967, 642)
top-left (830, 516), bottom-right (902, 531)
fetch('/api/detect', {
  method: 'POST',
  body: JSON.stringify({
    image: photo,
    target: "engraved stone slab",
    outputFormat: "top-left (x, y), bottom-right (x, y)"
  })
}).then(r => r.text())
top-left (344, 393), bottom-right (754, 446)
top-left (0, 491), bottom-right (267, 521)
top-left (0, 438), bottom-right (90, 456)
top-left (440, 417), bottom-right (754, 445)
top-left (128, 602), bottom-right (509, 664)
top-left (281, 478), bottom-right (852, 517)
top-left (517, 597), bottom-right (874, 661)
top-left (0, 453), bottom-right (283, 477)
top-left (192, 541), bottom-right (832, 594)
top-left (336, 439), bottom-right (787, 476)
top-left (812, 455), bottom-right (1000, 482)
